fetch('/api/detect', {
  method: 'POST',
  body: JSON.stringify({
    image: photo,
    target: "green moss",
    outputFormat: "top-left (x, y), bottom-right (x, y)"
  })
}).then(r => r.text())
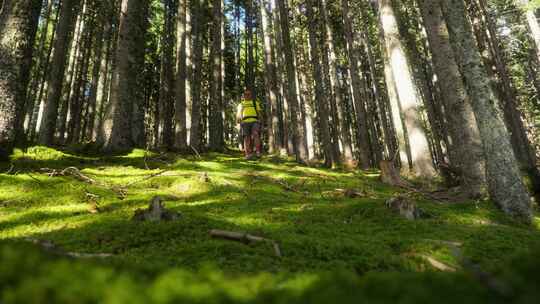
top-left (1, 147), bottom-right (540, 303)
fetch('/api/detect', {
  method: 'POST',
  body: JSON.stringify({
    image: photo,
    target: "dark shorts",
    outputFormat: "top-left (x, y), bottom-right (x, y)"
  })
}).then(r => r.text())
top-left (241, 122), bottom-right (260, 138)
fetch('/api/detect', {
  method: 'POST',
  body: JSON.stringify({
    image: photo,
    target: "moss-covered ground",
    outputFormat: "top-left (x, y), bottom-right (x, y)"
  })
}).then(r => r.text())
top-left (1, 146), bottom-right (540, 303)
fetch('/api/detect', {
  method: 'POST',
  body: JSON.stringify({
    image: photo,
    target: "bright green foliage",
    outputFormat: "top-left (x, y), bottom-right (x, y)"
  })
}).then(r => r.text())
top-left (1, 147), bottom-right (540, 303)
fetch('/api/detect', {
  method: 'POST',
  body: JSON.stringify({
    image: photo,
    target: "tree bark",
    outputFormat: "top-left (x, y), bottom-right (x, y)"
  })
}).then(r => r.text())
top-left (517, 0), bottom-right (540, 63)
top-left (38, 0), bottom-right (80, 145)
top-left (306, 0), bottom-right (334, 167)
top-left (341, 0), bottom-right (373, 169)
top-left (174, 0), bottom-right (190, 150)
top-left (0, 0), bottom-right (41, 159)
top-left (476, 0), bottom-right (540, 197)
top-left (208, 0), bottom-right (224, 151)
top-left (378, 0), bottom-right (436, 177)
top-left (159, 0), bottom-right (175, 149)
top-left (258, 0), bottom-right (280, 154)
top-left (85, 2), bottom-right (110, 141)
top-left (320, 0), bottom-right (353, 166)
top-left (441, 0), bottom-right (532, 222)
top-left (189, 0), bottom-right (204, 150)
top-left (276, 0), bottom-right (308, 163)
top-left (25, 0), bottom-right (53, 133)
top-left (419, 0), bottom-right (485, 197)
top-left (102, 0), bottom-right (150, 152)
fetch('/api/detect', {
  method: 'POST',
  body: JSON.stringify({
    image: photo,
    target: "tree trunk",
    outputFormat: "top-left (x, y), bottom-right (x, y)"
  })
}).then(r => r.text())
top-left (57, 4), bottom-right (85, 144)
top-left (378, 0), bottom-right (436, 177)
top-left (441, 0), bottom-right (532, 222)
top-left (306, 0), bottom-right (334, 167)
top-left (476, 0), bottom-right (540, 198)
top-left (159, 0), bottom-right (175, 149)
top-left (67, 13), bottom-right (93, 144)
top-left (416, 0), bottom-right (490, 195)
top-left (276, 0), bottom-right (308, 163)
top-left (38, 0), bottom-right (79, 145)
top-left (320, 0), bottom-right (353, 166)
top-left (102, 0), bottom-right (150, 152)
top-left (25, 0), bottom-right (53, 134)
top-left (245, 0), bottom-right (255, 92)
top-left (189, 0), bottom-right (204, 150)
top-left (85, 2), bottom-right (109, 141)
top-left (94, 7), bottom-right (115, 143)
top-left (517, 0), bottom-right (540, 63)
top-left (341, 0), bottom-right (373, 169)
top-left (174, 0), bottom-right (190, 150)
top-left (258, 0), bottom-right (279, 154)
top-left (208, 0), bottom-right (224, 151)
top-left (0, 0), bottom-right (41, 159)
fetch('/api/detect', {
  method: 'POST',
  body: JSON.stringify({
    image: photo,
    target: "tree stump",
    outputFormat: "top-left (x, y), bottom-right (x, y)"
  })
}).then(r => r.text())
top-left (133, 196), bottom-right (180, 222)
top-left (379, 160), bottom-right (403, 186)
top-left (385, 196), bottom-right (424, 220)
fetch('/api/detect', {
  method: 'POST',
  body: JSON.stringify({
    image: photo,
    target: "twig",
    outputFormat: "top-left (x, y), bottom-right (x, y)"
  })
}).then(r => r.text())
top-left (26, 172), bottom-right (43, 183)
top-left (25, 238), bottom-right (114, 259)
top-left (210, 229), bottom-right (282, 257)
top-left (249, 173), bottom-right (302, 194)
top-left (423, 239), bottom-right (463, 247)
top-left (4, 163), bottom-right (14, 174)
top-left (399, 184), bottom-right (447, 203)
top-left (40, 167), bottom-right (126, 199)
top-left (124, 170), bottom-right (169, 187)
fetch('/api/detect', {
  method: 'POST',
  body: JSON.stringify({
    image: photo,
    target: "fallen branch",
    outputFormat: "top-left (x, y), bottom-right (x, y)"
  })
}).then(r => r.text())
top-left (323, 188), bottom-right (366, 199)
top-left (210, 229), bottom-right (282, 257)
top-left (124, 170), bottom-right (169, 187)
top-left (40, 167), bottom-right (128, 199)
top-left (25, 238), bottom-right (114, 259)
top-left (40, 167), bottom-right (97, 184)
top-left (247, 173), bottom-right (304, 194)
top-left (423, 239), bottom-right (463, 247)
top-left (415, 254), bottom-right (457, 272)
top-left (401, 185), bottom-right (447, 204)
top-left (4, 163), bottom-right (14, 174)
top-left (26, 172), bottom-right (44, 183)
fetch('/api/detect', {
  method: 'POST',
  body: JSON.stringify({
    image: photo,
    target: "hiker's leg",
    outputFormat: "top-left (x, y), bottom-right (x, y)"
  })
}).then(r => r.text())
top-left (253, 123), bottom-right (262, 156)
top-left (243, 123), bottom-right (253, 157)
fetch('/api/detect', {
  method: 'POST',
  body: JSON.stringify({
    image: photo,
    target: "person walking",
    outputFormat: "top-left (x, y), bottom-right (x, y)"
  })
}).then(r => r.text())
top-left (236, 90), bottom-right (263, 160)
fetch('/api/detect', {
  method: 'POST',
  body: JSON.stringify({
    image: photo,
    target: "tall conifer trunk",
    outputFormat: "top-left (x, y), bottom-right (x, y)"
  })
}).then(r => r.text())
top-left (441, 0), bottom-right (532, 222)
top-left (378, 0), bottom-right (436, 177)
top-left (38, 0), bottom-right (79, 145)
top-left (0, 0), bottom-right (41, 159)
top-left (102, 0), bottom-right (150, 152)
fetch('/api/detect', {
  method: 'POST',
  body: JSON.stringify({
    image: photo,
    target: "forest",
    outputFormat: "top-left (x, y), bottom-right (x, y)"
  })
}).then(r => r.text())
top-left (2, 0), bottom-right (540, 303)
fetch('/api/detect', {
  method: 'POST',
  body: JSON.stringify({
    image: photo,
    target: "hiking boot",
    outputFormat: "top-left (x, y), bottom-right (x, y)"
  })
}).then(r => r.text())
top-left (256, 152), bottom-right (262, 158)
top-left (246, 154), bottom-right (256, 161)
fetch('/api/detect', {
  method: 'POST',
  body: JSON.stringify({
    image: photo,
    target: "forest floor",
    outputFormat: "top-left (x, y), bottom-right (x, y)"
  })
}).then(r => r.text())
top-left (1, 146), bottom-right (540, 303)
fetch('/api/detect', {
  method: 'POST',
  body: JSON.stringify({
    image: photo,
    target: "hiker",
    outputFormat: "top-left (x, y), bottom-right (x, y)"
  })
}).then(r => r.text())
top-left (237, 89), bottom-right (263, 160)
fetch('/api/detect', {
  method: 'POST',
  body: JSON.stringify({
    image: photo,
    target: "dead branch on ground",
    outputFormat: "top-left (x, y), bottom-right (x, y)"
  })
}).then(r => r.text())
top-left (210, 229), bottom-right (282, 257)
top-left (25, 238), bottom-right (114, 259)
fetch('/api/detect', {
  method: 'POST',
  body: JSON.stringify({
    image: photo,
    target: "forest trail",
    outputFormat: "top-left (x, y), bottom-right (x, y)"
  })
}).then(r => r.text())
top-left (1, 146), bottom-right (540, 303)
